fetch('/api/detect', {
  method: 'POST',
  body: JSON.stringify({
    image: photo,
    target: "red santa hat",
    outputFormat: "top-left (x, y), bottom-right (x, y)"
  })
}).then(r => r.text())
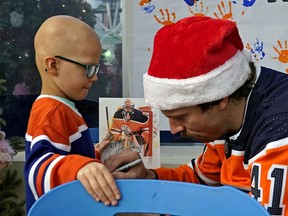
top-left (143, 16), bottom-right (252, 110)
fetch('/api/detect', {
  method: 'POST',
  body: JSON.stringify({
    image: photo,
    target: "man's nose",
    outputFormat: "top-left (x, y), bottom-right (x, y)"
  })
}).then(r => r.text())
top-left (169, 119), bottom-right (185, 134)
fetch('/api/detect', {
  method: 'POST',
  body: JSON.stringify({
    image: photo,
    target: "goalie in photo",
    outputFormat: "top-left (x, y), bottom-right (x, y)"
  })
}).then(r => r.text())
top-left (109, 99), bottom-right (153, 157)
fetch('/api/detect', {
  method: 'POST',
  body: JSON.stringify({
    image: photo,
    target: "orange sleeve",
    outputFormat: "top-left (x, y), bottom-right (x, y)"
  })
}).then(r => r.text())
top-left (154, 143), bottom-right (223, 185)
top-left (193, 143), bottom-right (223, 185)
top-left (94, 149), bottom-right (101, 160)
top-left (50, 155), bottom-right (101, 189)
top-left (154, 164), bottom-right (200, 183)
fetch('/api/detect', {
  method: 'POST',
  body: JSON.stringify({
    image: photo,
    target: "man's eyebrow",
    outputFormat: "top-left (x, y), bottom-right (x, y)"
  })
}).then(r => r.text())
top-left (171, 114), bottom-right (185, 118)
top-left (162, 112), bottom-right (185, 119)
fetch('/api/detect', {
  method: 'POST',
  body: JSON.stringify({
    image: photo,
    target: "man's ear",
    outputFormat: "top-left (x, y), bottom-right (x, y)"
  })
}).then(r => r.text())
top-left (44, 56), bottom-right (58, 75)
top-left (218, 97), bottom-right (229, 110)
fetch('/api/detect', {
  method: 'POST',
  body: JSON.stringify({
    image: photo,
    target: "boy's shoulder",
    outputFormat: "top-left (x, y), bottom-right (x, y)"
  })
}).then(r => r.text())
top-left (31, 95), bottom-right (78, 119)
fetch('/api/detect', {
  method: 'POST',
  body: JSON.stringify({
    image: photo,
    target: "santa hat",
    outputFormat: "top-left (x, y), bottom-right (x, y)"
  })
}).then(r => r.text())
top-left (143, 16), bottom-right (252, 110)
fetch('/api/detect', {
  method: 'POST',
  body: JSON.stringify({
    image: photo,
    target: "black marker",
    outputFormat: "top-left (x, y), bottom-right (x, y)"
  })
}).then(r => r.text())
top-left (114, 158), bottom-right (142, 172)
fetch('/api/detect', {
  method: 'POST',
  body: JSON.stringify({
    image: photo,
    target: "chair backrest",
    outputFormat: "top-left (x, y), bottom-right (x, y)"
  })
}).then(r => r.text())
top-left (89, 127), bottom-right (99, 142)
top-left (27, 179), bottom-right (269, 216)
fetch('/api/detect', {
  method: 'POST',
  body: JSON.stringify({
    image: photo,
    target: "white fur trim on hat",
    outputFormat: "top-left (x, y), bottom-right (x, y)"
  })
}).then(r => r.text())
top-left (143, 50), bottom-right (251, 110)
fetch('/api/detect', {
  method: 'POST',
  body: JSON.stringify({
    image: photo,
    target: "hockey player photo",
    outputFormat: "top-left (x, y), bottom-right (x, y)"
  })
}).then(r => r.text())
top-left (99, 98), bottom-right (160, 169)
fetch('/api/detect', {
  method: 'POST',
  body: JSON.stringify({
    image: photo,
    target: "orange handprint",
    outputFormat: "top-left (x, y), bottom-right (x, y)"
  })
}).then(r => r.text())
top-left (188, 0), bottom-right (208, 17)
top-left (273, 40), bottom-right (288, 63)
top-left (273, 40), bottom-right (288, 73)
top-left (154, 8), bottom-right (176, 26)
top-left (214, 1), bottom-right (233, 20)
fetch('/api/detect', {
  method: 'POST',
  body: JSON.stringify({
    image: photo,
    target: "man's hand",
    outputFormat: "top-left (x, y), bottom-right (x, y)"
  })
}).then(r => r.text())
top-left (104, 149), bottom-right (156, 179)
top-left (76, 162), bottom-right (121, 206)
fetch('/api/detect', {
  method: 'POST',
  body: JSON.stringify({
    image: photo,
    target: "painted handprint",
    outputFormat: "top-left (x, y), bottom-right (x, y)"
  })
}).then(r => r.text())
top-left (154, 8), bottom-right (176, 26)
top-left (188, 0), bottom-right (209, 17)
top-left (139, 0), bottom-right (151, 6)
top-left (231, 0), bottom-right (256, 15)
top-left (139, 0), bottom-right (155, 14)
top-left (232, 0), bottom-right (256, 7)
top-left (245, 38), bottom-right (265, 62)
top-left (273, 40), bottom-right (288, 72)
top-left (214, 1), bottom-right (233, 20)
top-left (184, 0), bottom-right (199, 6)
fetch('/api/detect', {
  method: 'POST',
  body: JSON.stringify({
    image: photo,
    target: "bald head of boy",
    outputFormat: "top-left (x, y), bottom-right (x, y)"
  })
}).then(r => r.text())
top-left (34, 15), bottom-right (102, 100)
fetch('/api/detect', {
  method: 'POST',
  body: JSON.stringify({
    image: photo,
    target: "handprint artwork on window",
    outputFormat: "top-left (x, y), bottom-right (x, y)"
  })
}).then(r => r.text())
top-left (273, 40), bottom-right (288, 73)
top-left (188, 1), bottom-right (209, 17)
top-left (139, 0), bottom-right (155, 14)
top-left (214, 1), bottom-right (233, 20)
top-left (246, 38), bottom-right (266, 62)
top-left (154, 8), bottom-right (176, 26)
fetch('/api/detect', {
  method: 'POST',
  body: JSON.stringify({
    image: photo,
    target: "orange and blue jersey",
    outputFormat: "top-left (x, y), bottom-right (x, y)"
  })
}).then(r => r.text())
top-left (110, 108), bottom-right (150, 145)
top-left (153, 66), bottom-right (288, 216)
top-left (24, 95), bottom-right (100, 212)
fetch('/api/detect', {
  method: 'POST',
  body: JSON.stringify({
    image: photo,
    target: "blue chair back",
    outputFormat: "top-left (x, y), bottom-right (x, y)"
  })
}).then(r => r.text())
top-left (28, 179), bottom-right (269, 216)
top-left (89, 127), bottom-right (99, 142)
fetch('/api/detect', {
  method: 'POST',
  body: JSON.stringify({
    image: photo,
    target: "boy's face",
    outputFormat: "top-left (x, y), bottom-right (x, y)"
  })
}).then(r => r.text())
top-left (52, 29), bottom-right (102, 101)
top-left (54, 52), bottom-right (100, 101)
top-left (55, 27), bottom-right (102, 101)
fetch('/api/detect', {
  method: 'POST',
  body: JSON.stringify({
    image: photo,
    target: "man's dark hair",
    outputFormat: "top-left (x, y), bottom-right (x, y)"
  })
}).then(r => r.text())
top-left (198, 62), bottom-right (256, 111)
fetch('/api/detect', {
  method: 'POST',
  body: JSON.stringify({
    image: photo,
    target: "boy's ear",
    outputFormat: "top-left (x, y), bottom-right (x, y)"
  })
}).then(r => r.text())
top-left (44, 56), bottom-right (58, 75)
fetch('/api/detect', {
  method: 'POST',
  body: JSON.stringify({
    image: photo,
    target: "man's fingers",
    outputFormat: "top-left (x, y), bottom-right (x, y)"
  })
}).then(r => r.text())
top-left (105, 149), bottom-right (141, 172)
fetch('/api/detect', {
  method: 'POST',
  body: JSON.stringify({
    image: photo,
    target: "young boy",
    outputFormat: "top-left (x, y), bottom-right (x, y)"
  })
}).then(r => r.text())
top-left (24, 15), bottom-right (120, 212)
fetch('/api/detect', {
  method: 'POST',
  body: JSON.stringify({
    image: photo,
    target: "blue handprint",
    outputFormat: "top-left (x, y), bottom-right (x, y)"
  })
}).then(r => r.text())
top-left (242, 0), bottom-right (256, 7)
top-left (232, 0), bottom-right (256, 7)
top-left (252, 38), bottom-right (265, 60)
top-left (184, 0), bottom-right (199, 6)
top-left (141, 3), bottom-right (155, 14)
top-left (246, 38), bottom-right (266, 61)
